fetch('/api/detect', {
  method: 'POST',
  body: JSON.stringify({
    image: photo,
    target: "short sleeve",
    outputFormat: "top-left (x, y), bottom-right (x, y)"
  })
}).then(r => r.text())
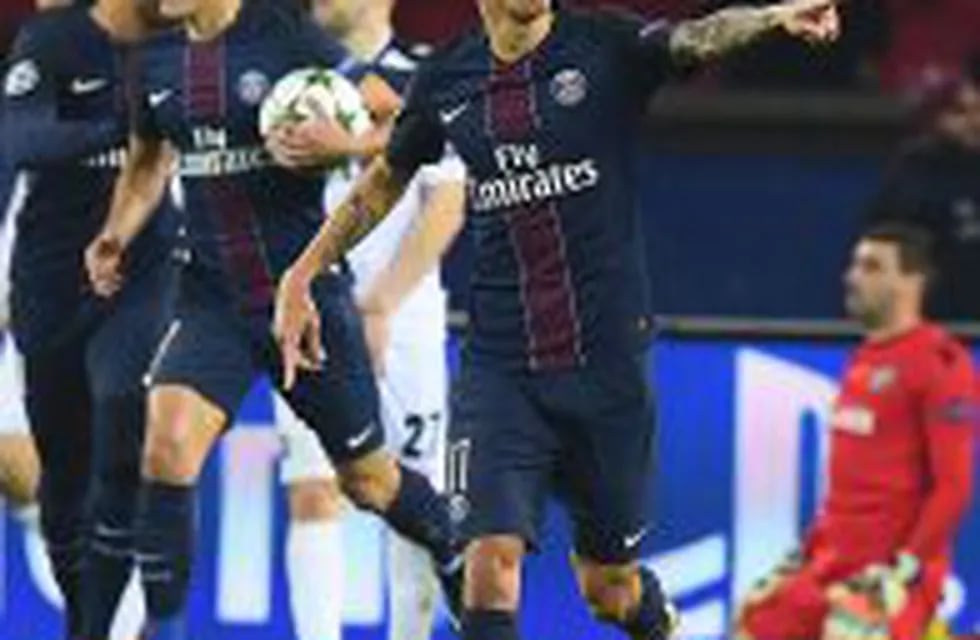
top-left (385, 62), bottom-right (446, 179)
top-left (597, 10), bottom-right (681, 100)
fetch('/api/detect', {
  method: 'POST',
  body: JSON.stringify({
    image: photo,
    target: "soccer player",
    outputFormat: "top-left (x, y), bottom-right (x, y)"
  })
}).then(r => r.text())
top-left (270, 2), bottom-right (466, 639)
top-left (735, 223), bottom-right (977, 640)
top-left (2, 0), bottom-right (177, 638)
top-left (83, 0), bottom-right (463, 636)
top-left (274, 0), bottom-right (842, 639)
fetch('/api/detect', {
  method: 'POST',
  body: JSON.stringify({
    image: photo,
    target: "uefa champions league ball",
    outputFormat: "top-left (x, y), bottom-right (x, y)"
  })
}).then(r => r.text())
top-left (258, 67), bottom-right (372, 138)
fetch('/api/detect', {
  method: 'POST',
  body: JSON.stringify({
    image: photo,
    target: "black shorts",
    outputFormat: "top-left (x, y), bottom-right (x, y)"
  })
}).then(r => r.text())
top-left (449, 353), bottom-right (656, 564)
top-left (149, 273), bottom-right (382, 464)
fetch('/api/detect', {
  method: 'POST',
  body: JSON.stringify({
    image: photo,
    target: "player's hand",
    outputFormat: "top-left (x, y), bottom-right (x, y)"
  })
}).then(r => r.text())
top-left (357, 298), bottom-right (391, 376)
top-left (822, 553), bottom-right (920, 640)
top-left (265, 119), bottom-right (357, 169)
top-left (274, 267), bottom-right (326, 390)
top-left (777, 0), bottom-right (841, 44)
top-left (85, 231), bottom-right (126, 297)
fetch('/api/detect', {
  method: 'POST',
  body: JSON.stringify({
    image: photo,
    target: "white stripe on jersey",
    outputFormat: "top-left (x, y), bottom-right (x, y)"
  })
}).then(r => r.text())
top-left (0, 172), bottom-right (30, 328)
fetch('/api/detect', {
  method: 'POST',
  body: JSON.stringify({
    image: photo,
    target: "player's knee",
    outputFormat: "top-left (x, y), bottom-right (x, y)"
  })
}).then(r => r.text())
top-left (465, 536), bottom-right (524, 611)
top-left (576, 562), bottom-right (639, 623)
top-left (337, 451), bottom-right (398, 510)
top-left (288, 478), bottom-right (344, 522)
top-left (143, 386), bottom-right (224, 483)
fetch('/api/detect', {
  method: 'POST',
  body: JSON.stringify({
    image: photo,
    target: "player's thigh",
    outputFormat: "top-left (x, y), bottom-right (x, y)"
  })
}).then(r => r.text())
top-left (86, 258), bottom-right (177, 398)
top-left (269, 278), bottom-right (382, 466)
top-left (22, 340), bottom-right (93, 495)
top-left (739, 569), bottom-right (828, 640)
top-left (274, 392), bottom-right (338, 489)
top-left (378, 337), bottom-right (448, 486)
top-left (558, 355), bottom-right (655, 563)
top-left (142, 302), bottom-right (253, 479)
top-left (449, 362), bottom-right (558, 551)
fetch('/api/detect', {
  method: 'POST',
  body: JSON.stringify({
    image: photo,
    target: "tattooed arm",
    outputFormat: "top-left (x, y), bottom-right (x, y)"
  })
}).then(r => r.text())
top-left (669, 0), bottom-right (840, 65)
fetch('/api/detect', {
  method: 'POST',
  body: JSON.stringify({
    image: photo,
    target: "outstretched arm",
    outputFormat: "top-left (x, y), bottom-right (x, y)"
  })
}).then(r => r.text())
top-left (669, 0), bottom-right (840, 65)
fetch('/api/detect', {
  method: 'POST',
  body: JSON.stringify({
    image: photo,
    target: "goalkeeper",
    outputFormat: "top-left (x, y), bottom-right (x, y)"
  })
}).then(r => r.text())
top-left (735, 223), bottom-right (977, 640)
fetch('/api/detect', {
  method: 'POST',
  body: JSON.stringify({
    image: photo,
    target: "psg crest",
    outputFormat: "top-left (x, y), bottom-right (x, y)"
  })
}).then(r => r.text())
top-left (550, 68), bottom-right (587, 107)
top-left (238, 69), bottom-right (271, 106)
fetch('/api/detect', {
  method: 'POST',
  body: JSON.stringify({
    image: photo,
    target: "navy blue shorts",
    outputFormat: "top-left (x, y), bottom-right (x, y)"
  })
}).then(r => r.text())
top-left (148, 273), bottom-right (382, 464)
top-left (448, 354), bottom-right (656, 564)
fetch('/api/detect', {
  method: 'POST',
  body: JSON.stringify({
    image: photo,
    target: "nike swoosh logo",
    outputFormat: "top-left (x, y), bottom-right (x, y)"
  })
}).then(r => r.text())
top-left (624, 528), bottom-right (647, 550)
top-left (148, 89), bottom-right (173, 107)
top-left (346, 423), bottom-right (377, 450)
top-left (439, 102), bottom-right (468, 126)
top-left (70, 77), bottom-right (108, 95)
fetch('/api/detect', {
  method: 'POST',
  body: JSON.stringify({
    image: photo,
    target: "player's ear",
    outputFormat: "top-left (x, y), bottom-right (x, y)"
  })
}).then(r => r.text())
top-left (359, 74), bottom-right (402, 122)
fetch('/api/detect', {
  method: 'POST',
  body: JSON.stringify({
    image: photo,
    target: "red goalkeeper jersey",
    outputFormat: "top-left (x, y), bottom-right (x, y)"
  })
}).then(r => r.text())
top-left (811, 323), bottom-right (977, 573)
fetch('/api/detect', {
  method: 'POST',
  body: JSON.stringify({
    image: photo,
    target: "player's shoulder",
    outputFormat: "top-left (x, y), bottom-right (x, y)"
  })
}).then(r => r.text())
top-left (10, 5), bottom-right (85, 49)
top-left (917, 323), bottom-right (973, 373)
top-left (418, 26), bottom-right (485, 76)
top-left (561, 6), bottom-right (667, 44)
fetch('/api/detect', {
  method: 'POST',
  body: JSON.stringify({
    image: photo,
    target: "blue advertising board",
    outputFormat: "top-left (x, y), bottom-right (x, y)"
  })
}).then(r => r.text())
top-left (2, 337), bottom-right (977, 639)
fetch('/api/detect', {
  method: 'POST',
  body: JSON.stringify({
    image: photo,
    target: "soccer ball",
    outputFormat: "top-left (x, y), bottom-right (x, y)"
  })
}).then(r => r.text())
top-left (258, 67), bottom-right (372, 138)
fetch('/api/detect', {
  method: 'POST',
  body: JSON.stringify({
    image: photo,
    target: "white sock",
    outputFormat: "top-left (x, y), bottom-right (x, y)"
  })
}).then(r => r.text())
top-left (387, 531), bottom-right (438, 640)
top-left (109, 569), bottom-right (146, 640)
top-left (287, 518), bottom-right (344, 640)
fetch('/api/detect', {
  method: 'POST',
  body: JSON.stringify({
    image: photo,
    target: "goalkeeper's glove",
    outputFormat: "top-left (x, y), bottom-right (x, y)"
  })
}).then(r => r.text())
top-left (734, 547), bottom-right (803, 630)
top-left (743, 548), bottom-right (803, 606)
top-left (823, 552), bottom-right (921, 640)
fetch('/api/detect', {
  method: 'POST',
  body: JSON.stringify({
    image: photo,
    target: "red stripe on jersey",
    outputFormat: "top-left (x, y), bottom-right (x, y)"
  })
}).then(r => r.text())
top-left (487, 59), bottom-right (583, 370)
top-left (184, 41), bottom-right (275, 312)
top-left (505, 205), bottom-right (582, 370)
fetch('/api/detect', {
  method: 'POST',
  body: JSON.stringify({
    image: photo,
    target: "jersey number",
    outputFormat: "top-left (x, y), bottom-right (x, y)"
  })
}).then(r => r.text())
top-left (401, 412), bottom-right (442, 460)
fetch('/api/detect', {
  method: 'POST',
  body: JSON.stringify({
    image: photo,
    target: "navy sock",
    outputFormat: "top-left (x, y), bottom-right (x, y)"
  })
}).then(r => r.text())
top-left (620, 566), bottom-right (673, 639)
top-left (45, 535), bottom-right (86, 639)
top-left (463, 610), bottom-right (520, 640)
top-left (83, 394), bottom-right (143, 639)
top-left (84, 514), bottom-right (135, 638)
top-left (380, 464), bottom-right (457, 568)
top-left (135, 481), bottom-right (195, 621)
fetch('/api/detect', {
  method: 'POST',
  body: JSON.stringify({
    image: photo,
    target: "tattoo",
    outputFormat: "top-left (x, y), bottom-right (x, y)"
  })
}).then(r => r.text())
top-left (317, 157), bottom-right (407, 273)
top-left (669, 6), bottom-right (782, 64)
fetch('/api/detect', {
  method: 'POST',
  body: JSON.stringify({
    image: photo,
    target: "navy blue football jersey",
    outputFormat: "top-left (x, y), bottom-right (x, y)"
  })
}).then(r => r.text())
top-left (2, 6), bottom-right (174, 354)
top-left (387, 10), bottom-right (678, 371)
top-left (137, 0), bottom-right (347, 313)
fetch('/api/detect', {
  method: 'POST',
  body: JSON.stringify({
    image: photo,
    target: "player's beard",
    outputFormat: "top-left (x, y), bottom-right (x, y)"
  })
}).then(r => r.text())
top-left (845, 287), bottom-right (891, 330)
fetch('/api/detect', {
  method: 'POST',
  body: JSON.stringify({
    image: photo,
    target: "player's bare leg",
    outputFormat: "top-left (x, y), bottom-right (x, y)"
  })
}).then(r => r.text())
top-left (286, 478), bottom-right (345, 640)
top-left (137, 384), bottom-right (226, 639)
top-left (462, 535), bottom-right (524, 639)
top-left (573, 557), bottom-right (677, 640)
top-left (0, 434), bottom-right (39, 507)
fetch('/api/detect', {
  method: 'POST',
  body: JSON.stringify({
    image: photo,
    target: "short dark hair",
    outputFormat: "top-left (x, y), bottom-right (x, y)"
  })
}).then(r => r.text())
top-left (861, 222), bottom-right (936, 279)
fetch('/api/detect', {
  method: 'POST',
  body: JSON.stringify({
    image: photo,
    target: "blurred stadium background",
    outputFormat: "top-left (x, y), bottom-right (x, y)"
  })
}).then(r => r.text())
top-left (1, 0), bottom-right (978, 638)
